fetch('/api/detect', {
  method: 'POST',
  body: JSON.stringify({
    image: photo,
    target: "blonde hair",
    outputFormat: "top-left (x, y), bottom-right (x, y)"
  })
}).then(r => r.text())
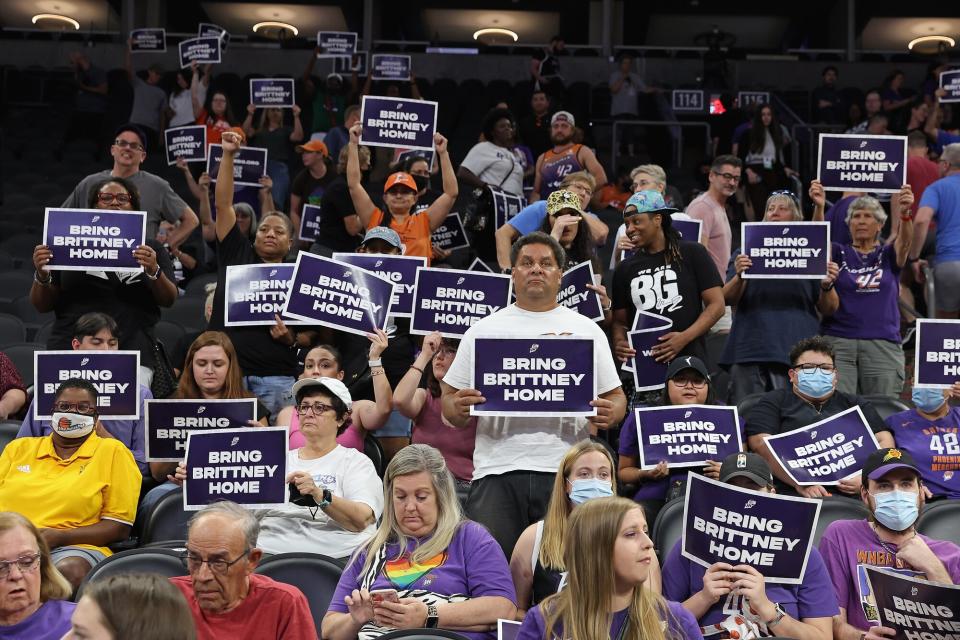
top-left (539, 442), bottom-right (616, 570)
top-left (0, 512), bottom-right (71, 602)
top-left (356, 445), bottom-right (463, 578)
top-left (560, 171), bottom-right (596, 192)
top-left (339, 145), bottom-right (371, 174)
top-left (541, 498), bottom-right (678, 640)
top-left (630, 164), bottom-right (667, 187)
top-left (763, 193), bottom-right (802, 221)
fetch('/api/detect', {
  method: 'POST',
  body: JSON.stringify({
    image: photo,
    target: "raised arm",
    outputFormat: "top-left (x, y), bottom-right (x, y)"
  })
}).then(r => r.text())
top-left (195, 171), bottom-right (216, 242)
top-left (424, 134), bottom-right (459, 230)
top-left (352, 329), bottom-right (394, 430)
top-left (809, 179), bottom-right (826, 221)
top-left (165, 206), bottom-right (199, 250)
top-left (214, 130), bottom-right (242, 241)
top-left (394, 332), bottom-right (441, 418)
top-left (893, 185), bottom-right (915, 268)
top-left (241, 104), bottom-right (257, 139)
top-left (346, 123), bottom-right (377, 226)
top-left (289, 105), bottom-right (304, 143)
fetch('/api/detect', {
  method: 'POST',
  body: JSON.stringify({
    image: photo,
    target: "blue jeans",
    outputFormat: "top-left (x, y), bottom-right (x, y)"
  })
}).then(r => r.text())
top-left (267, 160), bottom-right (290, 212)
top-left (244, 375), bottom-right (295, 423)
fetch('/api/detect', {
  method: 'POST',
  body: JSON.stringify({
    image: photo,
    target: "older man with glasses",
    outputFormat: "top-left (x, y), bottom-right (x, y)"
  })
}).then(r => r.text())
top-left (61, 123), bottom-right (198, 249)
top-left (170, 501), bottom-right (317, 640)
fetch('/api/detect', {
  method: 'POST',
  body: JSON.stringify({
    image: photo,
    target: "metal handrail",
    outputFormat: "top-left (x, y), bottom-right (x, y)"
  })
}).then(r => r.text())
top-left (610, 120), bottom-right (712, 172)
top-left (789, 123), bottom-right (846, 183)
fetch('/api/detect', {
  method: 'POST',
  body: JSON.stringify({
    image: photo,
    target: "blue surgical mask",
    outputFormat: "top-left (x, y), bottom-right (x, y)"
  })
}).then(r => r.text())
top-left (568, 478), bottom-right (614, 505)
top-left (912, 387), bottom-right (946, 413)
top-left (795, 368), bottom-right (834, 399)
top-left (872, 489), bottom-right (919, 532)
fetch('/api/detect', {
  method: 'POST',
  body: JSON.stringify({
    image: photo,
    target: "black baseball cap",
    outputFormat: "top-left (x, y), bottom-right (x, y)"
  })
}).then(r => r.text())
top-left (719, 452), bottom-right (773, 488)
top-left (665, 355), bottom-right (710, 382)
top-left (861, 448), bottom-right (921, 484)
top-left (113, 123), bottom-right (148, 152)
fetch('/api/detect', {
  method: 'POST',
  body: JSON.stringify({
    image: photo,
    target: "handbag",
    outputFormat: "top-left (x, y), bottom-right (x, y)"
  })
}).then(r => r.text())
top-left (150, 339), bottom-right (179, 399)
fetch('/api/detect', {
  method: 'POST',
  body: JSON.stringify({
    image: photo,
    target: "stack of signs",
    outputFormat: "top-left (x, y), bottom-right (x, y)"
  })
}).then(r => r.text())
top-left (332, 253), bottom-right (427, 318)
top-left (224, 264), bottom-right (305, 326)
top-left (146, 398), bottom-right (257, 461)
top-left (762, 406), bottom-right (881, 486)
top-left (371, 54), bottom-right (411, 81)
top-left (360, 95), bottom-right (437, 151)
top-left (249, 78), bottom-right (295, 108)
top-left (164, 125), bottom-right (207, 165)
top-left (43, 209), bottom-right (146, 273)
top-left (625, 310), bottom-right (673, 391)
top-left (207, 144), bottom-right (268, 187)
top-left (317, 31), bottom-right (358, 57)
top-left (411, 268), bottom-right (512, 338)
top-left (184, 427), bottom-right (287, 510)
top-left (939, 69), bottom-right (960, 103)
top-left (740, 222), bottom-right (830, 279)
top-left (34, 351), bottom-right (141, 420)
top-left (557, 262), bottom-right (603, 322)
top-left (431, 213), bottom-right (469, 252)
top-left (817, 134), bottom-right (907, 193)
top-left (864, 566), bottom-right (960, 639)
top-left (130, 28), bottom-right (166, 52)
top-left (682, 473), bottom-right (822, 583)
top-left (470, 336), bottom-right (596, 417)
top-left (913, 319), bottom-right (960, 388)
top-left (282, 253), bottom-right (395, 336)
top-left (634, 405), bottom-right (742, 469)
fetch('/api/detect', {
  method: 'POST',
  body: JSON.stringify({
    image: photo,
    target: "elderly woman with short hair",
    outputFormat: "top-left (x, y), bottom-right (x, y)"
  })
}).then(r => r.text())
top-left (820, 186), bottom-right (915, 396)
top-left (323, 444), bottom-right (517, 640)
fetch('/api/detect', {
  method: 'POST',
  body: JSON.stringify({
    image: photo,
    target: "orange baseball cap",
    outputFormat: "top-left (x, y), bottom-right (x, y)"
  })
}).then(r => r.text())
top-left (296, 140), bottom-right (329, 156)
top-left (225, 126), bottom-right (246, 143)
top-left (383, 172), bottom-right (418, 193)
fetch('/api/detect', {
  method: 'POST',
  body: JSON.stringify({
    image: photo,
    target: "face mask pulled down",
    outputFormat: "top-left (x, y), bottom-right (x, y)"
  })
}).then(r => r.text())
top-left (51, 412), bottom-right (96, 439)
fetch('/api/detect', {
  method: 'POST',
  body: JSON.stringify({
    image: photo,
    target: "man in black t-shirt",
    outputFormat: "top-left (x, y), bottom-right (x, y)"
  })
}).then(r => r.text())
top-left (307, 145), bottom-right (371, 256)
top-left (611, 191), bottom-right (724, 365)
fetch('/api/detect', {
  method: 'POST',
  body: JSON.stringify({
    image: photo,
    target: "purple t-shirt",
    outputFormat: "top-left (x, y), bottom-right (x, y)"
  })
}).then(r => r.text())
top-left (661, 541), bottom-right (838, 635)
top-left (819, 518), bottom-right (960, 631)
top-left (0, 599), bottom-right (75, 640)
top-left (821, 243), bottom-right (901, 343)
top-left (517, 599), bottom-right (703, 640)
top-left (328, 521), bottom-right (516, 640)
top-left (885, 407), bottom-right (960, 499)
top-left (824, 196), bottom-right (854, 247)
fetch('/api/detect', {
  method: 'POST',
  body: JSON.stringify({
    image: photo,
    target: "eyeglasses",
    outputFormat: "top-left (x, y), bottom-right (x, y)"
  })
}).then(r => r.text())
top-left (768, 190), bottom-right (799, 205)
top-left (180, 548), bottom-right (250, 575)
top-left (712, 171), bottom-right (741, 183)
top-left (670, 378), bottom-right (707, 389)
top-left (296, 402), bottom-right (335, 416)
top-left (792, 363), bottom-right (836, 373)
top-left (0, 553), bottom-right (40, 579)
top-left (97, 192), bottom-right (133, 205)
top-left (52, 401), bottom-right (97, 415)
top-left (114, 139), bottom-right (144, 151)
top-left (433, 347), bottom-right (457, 359)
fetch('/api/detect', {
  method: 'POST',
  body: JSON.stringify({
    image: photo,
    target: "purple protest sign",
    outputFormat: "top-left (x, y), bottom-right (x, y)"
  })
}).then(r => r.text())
top-left (491, 186), bottom-right (526, 229)
top-left (763, 406), bottom-right (880, 486)
top-left (43, 208), bottom-right (146, 273)
top-left (913, 319), bottom-right (960, 389)
top-left (557, 261), bottom-right (603, 322)
top-left (372, 54), bottom-right (411, 81)
top-left (431, 213), bottom-right (469, 251)
top-left (625, 310), bottom-right (673, 390)
top-left (635, 405), bottom-right (742, 469)
top-left (198, 23), bottom-right (229, 51)
top-left (317, 31), bottom-right (358, 57)
top-left (34, 351), bottom-right (140, 420)
top-left (498, 619), bottom-right (521, 640)
top-left (410, 268), bottom-right (513, 338)
top-left (130, 28), bottom-right (166, 52)
top-left (671, 214), bottom-right (702, 243)
top-left (332, 253), bottom-right (426, 318)
top-left (146, 398), bottom-right (257, 461)
top-left (249, 78), bottom-right (295, 108)
top-left (224, 264), bottom-right (306, 327)
top-left (672, 90), bottom-right (705, 112)
top-left (334, 52), bottom-right (368, 76)
top-left (207, 144), bottom-right (268, 188)
top-left (184, 427), bottom-right (287, 510)
top-left (865, 567), bottom-right (960, 638)
top-left (741, 222), bottom-right (830, 279)
top-left (164, 125), bottom-right (206, 165)
top-left (178, 37), bottom-right (220, 68)
top-left (468, 258), bottom-right (494, 273)
top-left (939, 70), bottom-right (960, 103)
top-left (817, 134), bottom-right (907, 194)
top-left (282, 252), bottom-right (394, 336)
top-left (682, 473), bottom-right (822, 584)
top-left (470, 336), bottom-right (596, 417)
top-left (298, 204), bottom-right (322, 242)
top-left (360, 95), bottom-right (437, 151)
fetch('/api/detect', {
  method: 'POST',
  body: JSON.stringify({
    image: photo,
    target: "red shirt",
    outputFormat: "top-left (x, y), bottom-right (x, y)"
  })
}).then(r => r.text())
top-left (908, 155), bottom-right (940, 218)
top-left (170, 574), bottom-right (317, 640)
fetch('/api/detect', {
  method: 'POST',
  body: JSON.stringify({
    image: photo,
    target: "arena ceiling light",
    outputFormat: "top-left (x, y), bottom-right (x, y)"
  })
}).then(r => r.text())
top-left (473, 27), bottom-right (519, 45)
top-left (31, 13), bottom-right (80, 30)
top-left (252, 21), bottom-right (299, 37)
top-left (907, 35), bottom-right (955, 53)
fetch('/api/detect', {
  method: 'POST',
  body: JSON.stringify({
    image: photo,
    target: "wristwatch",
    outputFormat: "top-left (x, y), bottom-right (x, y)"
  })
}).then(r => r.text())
top-left (425, 603), bottom-right (439, 628)
top-left (318, 488), bottom-right (332, 510)
top-left (766, 602), bottom-right (786, 628)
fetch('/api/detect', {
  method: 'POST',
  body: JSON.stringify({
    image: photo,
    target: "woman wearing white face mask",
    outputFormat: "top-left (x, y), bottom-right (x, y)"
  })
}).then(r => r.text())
top-left (0, 380), bottom-right (141, 593)
top-left (883, 380), bottom-right (960, 500)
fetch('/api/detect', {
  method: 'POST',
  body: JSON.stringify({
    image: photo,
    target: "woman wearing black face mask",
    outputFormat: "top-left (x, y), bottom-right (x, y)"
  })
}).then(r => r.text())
top-left (403, 156), bottom-right (440, 214)
top-left (0, 379), bottom-right (141, 592)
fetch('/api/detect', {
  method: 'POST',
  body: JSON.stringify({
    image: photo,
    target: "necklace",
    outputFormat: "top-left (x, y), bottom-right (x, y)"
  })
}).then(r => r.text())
top-left (870, 521), bottom-right (915, 568)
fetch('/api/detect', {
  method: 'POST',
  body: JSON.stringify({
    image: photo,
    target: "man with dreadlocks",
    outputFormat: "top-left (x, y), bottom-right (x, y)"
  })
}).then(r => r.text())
top-left (611, 190), bottom-right (725, 366)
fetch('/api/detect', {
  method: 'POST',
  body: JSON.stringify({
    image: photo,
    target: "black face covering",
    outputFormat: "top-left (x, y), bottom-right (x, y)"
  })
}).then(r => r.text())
top-left (413, 175), bottom-right (430, 192)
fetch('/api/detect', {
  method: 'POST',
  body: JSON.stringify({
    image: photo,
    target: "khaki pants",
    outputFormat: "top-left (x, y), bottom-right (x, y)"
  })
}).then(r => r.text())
top-left (822, 335), bottom-right (904, 397)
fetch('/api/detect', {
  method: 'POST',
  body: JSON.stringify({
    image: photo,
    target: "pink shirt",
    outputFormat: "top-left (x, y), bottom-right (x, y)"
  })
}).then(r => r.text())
top-left (287, 410), bottom-right (365, 452)
top-left (685, 191), bottom-right (730, 279)
top-left (412, 393), bottom-right (477, 482)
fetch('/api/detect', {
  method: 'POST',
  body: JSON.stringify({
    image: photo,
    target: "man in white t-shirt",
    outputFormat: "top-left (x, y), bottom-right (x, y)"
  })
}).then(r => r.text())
top-left (441, 231), bottom-right (626, 556)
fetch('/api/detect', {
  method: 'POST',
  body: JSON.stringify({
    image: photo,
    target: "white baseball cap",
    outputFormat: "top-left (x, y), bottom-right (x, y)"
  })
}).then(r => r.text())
top-left (292, 377), bottom-right (352, 410)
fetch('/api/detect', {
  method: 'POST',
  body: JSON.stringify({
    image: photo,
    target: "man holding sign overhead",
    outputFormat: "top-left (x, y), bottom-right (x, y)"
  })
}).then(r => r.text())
top-left (441, 232), bottom-right (625, 556)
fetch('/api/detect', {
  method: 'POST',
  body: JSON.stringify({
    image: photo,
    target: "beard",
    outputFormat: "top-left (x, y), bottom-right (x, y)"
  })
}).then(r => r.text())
top-left (551, 132), bottom-right (572, 146)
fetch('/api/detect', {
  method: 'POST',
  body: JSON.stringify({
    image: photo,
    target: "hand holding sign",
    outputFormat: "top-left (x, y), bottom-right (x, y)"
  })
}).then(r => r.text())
top-left (33, 244), bottom-right (52, 280)
top-left (808, 179), bottom-right (826, 209)
top-left (132, 244), bottom-right (160, 276)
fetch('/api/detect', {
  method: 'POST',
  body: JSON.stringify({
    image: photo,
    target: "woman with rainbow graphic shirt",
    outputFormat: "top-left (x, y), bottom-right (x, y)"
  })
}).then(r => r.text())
top-left (323, 445), bottom-right (517, 639)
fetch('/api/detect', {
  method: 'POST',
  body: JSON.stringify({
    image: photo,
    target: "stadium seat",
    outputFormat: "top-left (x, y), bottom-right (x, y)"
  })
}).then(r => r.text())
top-left (76, 548), bottom-right (187, 600)
top-left (378, 630), bottom-right (471, 640)
top-left (1, 343), bottom-right (42, 386)
top-left (34, 320), bottom-right (54, 346)
top-left (0, 421), bottom-right (20, 455)
top-left (141, 488), bottom-right (192, 546)
top-left (861, 395), bottom-right (910, 422)
top-left (183, 272), bottom-right (218, 297)
top-left (0, 314), bottom-right (27, 345)
top-left (651, 496), bottom-right (684, 559)
top-left (736, 392), bottom-right (766, 423)
top-left (254, 552), bottom-right (345, 632)
top-left (161, 297), bottom-right (208, 333)
top-left (154, 320), bottom-right (186, 351)
top-left (812, 496), bottom-right (871, 545)
top-left (363, 434), bottom-right (386, 479)
top-left (916, 499), bottom-right (960, 546)
top-left (10, 296), bottom-right (54, 339)
top-left (0, 272), bottom-right (34, 305)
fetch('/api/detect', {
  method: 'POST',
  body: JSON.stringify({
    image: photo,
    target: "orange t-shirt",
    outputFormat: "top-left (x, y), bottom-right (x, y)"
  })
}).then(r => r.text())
top-left (369, 207), bottom-right (433, 265)
top-left (196, 109), bottom-right (231, 146)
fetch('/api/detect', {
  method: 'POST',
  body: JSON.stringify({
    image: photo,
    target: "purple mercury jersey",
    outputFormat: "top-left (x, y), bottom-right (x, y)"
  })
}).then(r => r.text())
top-left (885, 406), bottom-right (960, 499)
top-left (517, 599), bottom-right (703, 640)
top-left (538, 144), bottom-right (585, 198)
top-left (821, 243), bottom-right (902, 343)
top-left (819, 519), bottom-right (960, 631)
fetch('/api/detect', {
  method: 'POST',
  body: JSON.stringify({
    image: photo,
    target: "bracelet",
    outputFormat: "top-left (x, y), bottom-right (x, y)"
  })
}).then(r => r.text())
top-left (371, 369), bottom-right (385, 377)
top-left (409, 365), bottom-right (424, 374)
top-left (34, 271), bottom-right (52, 287)
top-left (368, 359), bottom-right (383, 368)
top-left (602, 305), bottom-right (612, 312)
top-left (145, 266), bottom-right (161, 281)
top-left (821, 282), bottom-right (835, 292)
top-left (900, 215), bottom-right (913, 222)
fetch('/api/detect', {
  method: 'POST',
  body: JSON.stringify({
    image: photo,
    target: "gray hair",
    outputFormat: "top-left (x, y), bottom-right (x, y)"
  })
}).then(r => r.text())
top-left (845, 196), bottom-right (887, 226)
top-left (234, 202), bottom-right (258, 241)
top-left (943, 143), bottom-right (960, 168)
top-left (630, 164), bottom-right (666, 187)
top-left (188, 501), bottom-right (260, 549)
top-left (510, 231), bottom-right (566, 268)
top-left (764, 192), bottom-right (802, 221)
